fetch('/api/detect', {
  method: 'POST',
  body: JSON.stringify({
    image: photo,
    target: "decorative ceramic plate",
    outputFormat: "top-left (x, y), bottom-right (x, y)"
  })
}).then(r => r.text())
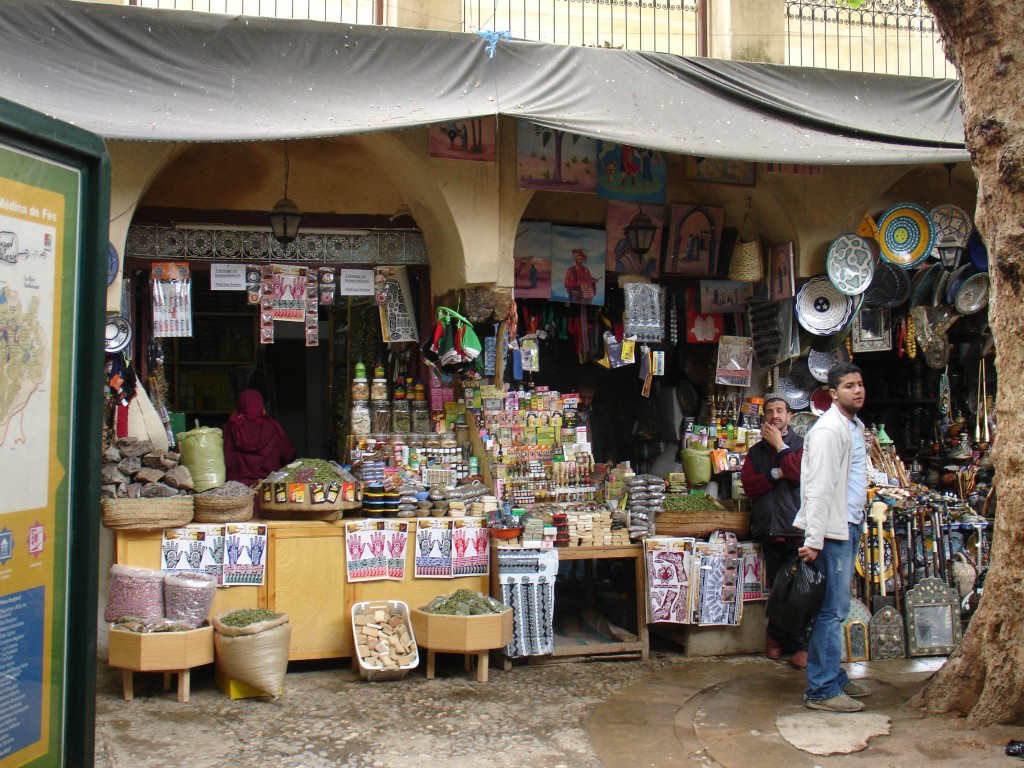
top-left (826, 233), bottom-right (875, 296)
top-left (795, 276), bottom-right (855, 336)
top-left (955, 273), bottom-right (990, 314)
top-left (863, 261), bottom-right (911, 309)
top-left (789, 412), bottom-right (818, 437)
top-left (777, 376), bottom-right (811, 411)
top-left (924, 334), bottom-right (951, 370)
top-left (967, 229), bottom-right (988, 271)
top-left (877, 203), bottom-right (937, 269)
top-left (106, 242), bottom-right (120, 287)
top-left (910, 263), bottom-right (944, 307)
top-left (810, 385), bottom-right (833, 416)
top-left (104, 316), bottom-right (132, 353)
top-left (807, 346), bottom-right (850, 383)
top-left (932, 269), bottom-right (950, 307)
top-left (945, 264), bottom-right (975, 305)
top-left (930, 203), bottom-right (973, 249)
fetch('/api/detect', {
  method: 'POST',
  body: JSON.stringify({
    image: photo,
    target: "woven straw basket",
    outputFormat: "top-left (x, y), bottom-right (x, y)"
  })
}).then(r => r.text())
top-left (101, 496), bottom-right (194, 530)
top-left (727, 239), bottom-right (764, 283)
top-left (193, 489), bottom-right (256, 523)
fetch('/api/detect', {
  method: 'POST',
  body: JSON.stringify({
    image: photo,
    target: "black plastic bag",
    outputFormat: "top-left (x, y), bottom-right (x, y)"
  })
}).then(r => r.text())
top-left (765, 557), bottom-right (827, 636)
top-left (1006, 740), bottom-right (1024, 758)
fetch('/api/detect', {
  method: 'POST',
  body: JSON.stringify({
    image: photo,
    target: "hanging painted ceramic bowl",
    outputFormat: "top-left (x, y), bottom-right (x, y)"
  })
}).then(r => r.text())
top-left (945, 264), bottom-right (975, 306)
top-left (910, 263), bottom-right (944, 307)
top-left (777, 375), bottom-right (811, 411)
top-left (862, 260), bottom-right (911, 309)
top-left (104, 316), bottom-right (132, 353)
top-left (930, 203), bottom-right (973, 252)
top-left (954, 273), bottom-right (990, 315)
top-left (810, 385), bottom-right (833, 416)
top-left (877, 203), bottom-right (937, 269)
top-left (924, 335), bottom-right (951, 370)
top-left (807, 346), bottom-right (850, 383)
top-left (826, 233), bottom-right (875, 296)
top-left (932, 268), bottom-right (950, 307)
top-left (789, 412), bottom-right (818, 438)
top-left (967, 229), bottom-right (988, 271)
top-left (795, 276), bottom-right (855, 336)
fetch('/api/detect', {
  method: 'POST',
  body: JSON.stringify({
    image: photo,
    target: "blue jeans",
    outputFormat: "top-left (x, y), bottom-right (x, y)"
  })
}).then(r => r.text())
top-left (804, 522), bottom-right (860, 701)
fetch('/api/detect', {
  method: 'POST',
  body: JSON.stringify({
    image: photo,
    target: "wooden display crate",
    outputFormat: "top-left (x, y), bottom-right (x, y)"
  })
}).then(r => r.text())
top-left (410, 608), bottom-right (512, 682)
top-left (108, 626), bottom-right (214, 702)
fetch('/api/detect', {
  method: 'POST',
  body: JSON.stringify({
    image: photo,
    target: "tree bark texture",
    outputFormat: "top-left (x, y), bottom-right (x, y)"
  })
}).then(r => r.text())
top-left (917, 0), bottom-right (1024, 725)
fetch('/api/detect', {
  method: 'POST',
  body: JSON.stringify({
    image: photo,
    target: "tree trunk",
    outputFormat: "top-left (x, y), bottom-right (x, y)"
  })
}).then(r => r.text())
top-left (917, 0), bottom-right (1024, 725)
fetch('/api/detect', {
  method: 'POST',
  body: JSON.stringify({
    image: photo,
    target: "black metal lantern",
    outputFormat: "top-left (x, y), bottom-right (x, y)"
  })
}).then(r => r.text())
top-left (269, 145), bottom-right (302, 245)
top-left (624, 209), bottom-right (657, 257)
top-left (935, 235), bottom-right (963, 270)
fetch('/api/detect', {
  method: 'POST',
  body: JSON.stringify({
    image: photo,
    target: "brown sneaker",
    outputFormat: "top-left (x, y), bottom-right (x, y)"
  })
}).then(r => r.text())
top-left (789, 650), bottom-right (807, 670)
top-left (844, 680), bottom-right (871, 698)
top-left (766, 631), bottom-right (783, 661)
top-left (805, 692), bottom-right (865, 713)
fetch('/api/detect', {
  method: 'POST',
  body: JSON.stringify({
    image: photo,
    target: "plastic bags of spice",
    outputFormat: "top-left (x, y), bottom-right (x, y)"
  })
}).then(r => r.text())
top-left (176, 426), bottom-right (226, 492)
top-left (105, 564), bottom-right (165, 622)
top-left (164, 572), bottom-right (217, 628)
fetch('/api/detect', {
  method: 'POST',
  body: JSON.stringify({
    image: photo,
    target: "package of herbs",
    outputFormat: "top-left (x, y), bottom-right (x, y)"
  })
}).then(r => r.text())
top-left (163, 572), bottom-right (217, 628)
top-left (216, 608), bottom-right (282, 628)
top-left (105, 564), bottom-right (164, 623)
top-left (420, 589), bottom-right (508, 616)
top-left (265, 458), bottom-right (356, 484)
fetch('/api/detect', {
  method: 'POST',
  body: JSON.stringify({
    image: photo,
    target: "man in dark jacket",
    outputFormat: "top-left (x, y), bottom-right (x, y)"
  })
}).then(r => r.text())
top-left (740, 396), bottom-right (805, 669)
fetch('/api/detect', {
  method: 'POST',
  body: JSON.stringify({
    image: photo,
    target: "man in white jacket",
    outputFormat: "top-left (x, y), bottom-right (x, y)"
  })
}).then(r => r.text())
top-left (793, 362), bottom-right (872, 712)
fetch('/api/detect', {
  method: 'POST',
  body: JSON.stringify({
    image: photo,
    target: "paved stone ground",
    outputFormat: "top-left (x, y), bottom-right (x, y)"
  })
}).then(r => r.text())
top-left (94, 650), bottom-right (1021, 768)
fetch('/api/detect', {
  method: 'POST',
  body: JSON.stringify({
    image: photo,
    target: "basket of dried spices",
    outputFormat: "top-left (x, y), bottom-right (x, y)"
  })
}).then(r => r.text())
top-left (101, 496), bottom-right (194, 530)
top-left (193, 481), bottom-right (256, 523)
top-left (257, 458), bottom-right (361, 521)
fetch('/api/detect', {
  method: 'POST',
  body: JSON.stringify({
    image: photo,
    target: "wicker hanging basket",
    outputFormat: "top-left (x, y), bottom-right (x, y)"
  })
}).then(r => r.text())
top-left (193, 488), bottom-right (256, 523)
top-left (727, 239), bottom-right (764, 282)
top-left (101, 496), bottom-right (194, 530)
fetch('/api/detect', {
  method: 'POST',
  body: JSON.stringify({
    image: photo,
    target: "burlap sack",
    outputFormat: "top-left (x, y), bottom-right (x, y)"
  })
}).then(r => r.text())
top-left (213, 611), bottom-right (291, 698)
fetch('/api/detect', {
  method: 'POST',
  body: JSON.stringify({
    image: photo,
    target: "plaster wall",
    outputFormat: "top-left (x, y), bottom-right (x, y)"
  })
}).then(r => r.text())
top-left (709, 0), bottom-right (785, 64)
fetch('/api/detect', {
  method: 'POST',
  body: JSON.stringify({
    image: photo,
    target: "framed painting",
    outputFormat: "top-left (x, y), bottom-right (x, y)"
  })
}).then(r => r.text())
top-left (429, 117), bottom-right (496, 162)
top-left (682, 156), bottom-right (756, 186)
top-left (768, 242), bottom-right (796, 301)
top-left (852, 307), bottom-right (892, 352)
top-left (550, 225), bottom-right (606, 306)
top-left (517, 122), bottom-right (597, 193)
top-left (664, 204), bottom-right (725, 277)
top-left (595, 141), bottom-right (667, 203)
top-left (605, 200), bottom-right (663, 276)
top-left (513, 222), bottom-right (552, 299)
top-left (700, 280), bottom-right (753, 313)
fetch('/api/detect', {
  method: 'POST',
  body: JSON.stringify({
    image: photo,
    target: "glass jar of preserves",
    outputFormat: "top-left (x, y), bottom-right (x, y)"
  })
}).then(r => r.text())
top-left (411, 399), bottom-right (431, 434)
top-left (390, 399), bottom-right (411, 433)
top-left (350, 400), bottom-right (371, 436)
top-left (351, 378), bottom-right (369, 401)
top-left (370, 378), bottom-right (389, 401)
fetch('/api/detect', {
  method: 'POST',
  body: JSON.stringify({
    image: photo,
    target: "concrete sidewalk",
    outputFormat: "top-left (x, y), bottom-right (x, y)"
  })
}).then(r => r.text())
top-left (94, 649), bottom-right (1020, 767)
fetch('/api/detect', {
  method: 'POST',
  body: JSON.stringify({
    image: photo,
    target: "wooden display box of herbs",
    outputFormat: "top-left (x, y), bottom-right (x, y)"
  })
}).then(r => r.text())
top-left (258, 458), bottom-right (361, 520)
top-left (108, 625), bottom-right (214, 671)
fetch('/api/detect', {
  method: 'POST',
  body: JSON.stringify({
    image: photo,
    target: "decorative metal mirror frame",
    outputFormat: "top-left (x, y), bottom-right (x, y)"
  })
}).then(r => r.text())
top-left (868, 604), bottom-right (906, 660)
top-left (844, 619), bottom-right (870, 662)
top-left (905, 577), bottom-right (962, 657)
top-left (852, 306), bottom-right (892, 352)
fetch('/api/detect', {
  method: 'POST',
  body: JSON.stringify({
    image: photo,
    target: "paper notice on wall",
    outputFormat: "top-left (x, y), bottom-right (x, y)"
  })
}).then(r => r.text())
top-left (223, 523), bottom-right (267, 586)
top-left (645, 537), bottom-right (694, 624)
top-left (161, 524), bottom-right (225, 585)
top-left (346, 520), bottom-right (389, 582)
top-left (414, 518), bottom-right (454, 578)
top-left (375, 266), bottom-right (419, 342)
top-left (452, 518), bottom-right (490, 577)
top-left (210, 262), bottom-right (246, 291)
top-left (268, 264), bottom-right (307, 322)
top-left (385, 520), bottom-right (409, 580)
top-left (339, 268), bottom-right (375, 296)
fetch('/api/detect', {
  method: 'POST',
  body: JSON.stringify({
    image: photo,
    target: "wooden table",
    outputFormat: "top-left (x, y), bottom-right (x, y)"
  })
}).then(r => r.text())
top-left (491, 544), bottom-right (649, 663)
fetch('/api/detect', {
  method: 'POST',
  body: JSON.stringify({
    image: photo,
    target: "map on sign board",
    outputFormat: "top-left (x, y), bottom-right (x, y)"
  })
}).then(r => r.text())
top-left (0, 215), bottom-right (55, 514)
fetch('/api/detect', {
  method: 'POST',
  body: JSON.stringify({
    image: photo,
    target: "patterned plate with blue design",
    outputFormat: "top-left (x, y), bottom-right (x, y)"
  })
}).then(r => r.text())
top-left (930, 203), bottom-right (973, 250)
top-left (795, 276), bottom-right (855, 336)
top-left (877, 203), bottom-right (937, 269)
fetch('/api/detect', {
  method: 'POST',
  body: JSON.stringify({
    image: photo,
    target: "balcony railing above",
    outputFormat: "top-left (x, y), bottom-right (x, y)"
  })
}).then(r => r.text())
top-left (126, 0), bottom-right (954, 78)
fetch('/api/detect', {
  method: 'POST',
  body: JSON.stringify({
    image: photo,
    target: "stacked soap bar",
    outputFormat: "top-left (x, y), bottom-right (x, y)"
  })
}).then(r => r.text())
top-left (354, 608), bottom-right (416, 669)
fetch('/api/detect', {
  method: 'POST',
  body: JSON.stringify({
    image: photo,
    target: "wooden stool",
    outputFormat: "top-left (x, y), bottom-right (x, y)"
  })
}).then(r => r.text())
top-left (108, 626), bottom-right (214, 703)
top-left (424, 648), bottom-right (493, 683)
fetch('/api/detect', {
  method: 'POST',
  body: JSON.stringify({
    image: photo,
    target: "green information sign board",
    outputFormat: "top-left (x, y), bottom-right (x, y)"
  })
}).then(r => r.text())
top-left (0, 98), bottom-right (109, 766)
